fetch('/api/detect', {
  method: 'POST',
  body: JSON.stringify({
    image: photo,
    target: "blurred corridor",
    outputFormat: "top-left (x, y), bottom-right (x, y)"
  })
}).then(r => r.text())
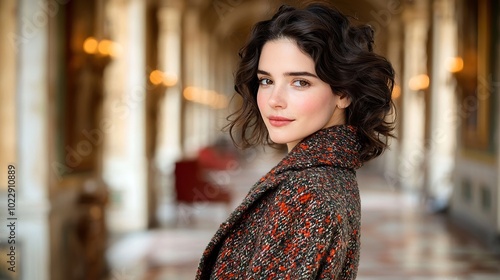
top-left (1, 0), bottom-right (500, 279)
top-left (105, 153), bottom-right (500, 279)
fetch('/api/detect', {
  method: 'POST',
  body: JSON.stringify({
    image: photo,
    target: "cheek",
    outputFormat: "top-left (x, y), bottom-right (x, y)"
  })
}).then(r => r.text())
top-left (297, 95), bottom-right (334, 115)
top-left (256, 90), bottom-right (266, 112)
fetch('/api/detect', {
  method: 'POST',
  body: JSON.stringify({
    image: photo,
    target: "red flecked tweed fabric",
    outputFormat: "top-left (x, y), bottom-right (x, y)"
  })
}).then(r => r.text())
top-left (196, 125), bottom-right (363, 279)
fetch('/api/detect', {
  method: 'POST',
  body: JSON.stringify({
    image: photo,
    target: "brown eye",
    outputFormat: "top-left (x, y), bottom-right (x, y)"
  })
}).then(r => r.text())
top-left (259, 78), bottom-right (273, 85)
top-left (292, 80), bottom-right (310, 87)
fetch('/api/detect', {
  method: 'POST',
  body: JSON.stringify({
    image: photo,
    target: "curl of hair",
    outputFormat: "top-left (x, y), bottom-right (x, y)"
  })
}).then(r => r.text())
top-left (226, 3), bottom-right (396, 162)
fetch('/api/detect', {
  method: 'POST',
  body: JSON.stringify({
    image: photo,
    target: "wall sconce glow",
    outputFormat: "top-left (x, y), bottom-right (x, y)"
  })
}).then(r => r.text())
top-left (183, 86), bottom-right (197, 100)
top-left (149, 70), bottom-right (165, 85)
top-left (83, 37), bottom-right (98, 54)
top-left (84, 37), bottom-right (121, 58)
top-left (183, 86), bottom-right (228, 109)
top-left (98, 39), bottom-right (113, 56)
top-left (108, 42), bottom-right (122, 58)
top-left (149, 70), bottom-right (178, 87)
top-left (446, 57), bottom-right (464, 73)
top-left (163, 72), bottom-right (178, 87)
top-left (409, 74), bottom-right (430, 91)
top-left (392, 85), bottom-right (401, 99)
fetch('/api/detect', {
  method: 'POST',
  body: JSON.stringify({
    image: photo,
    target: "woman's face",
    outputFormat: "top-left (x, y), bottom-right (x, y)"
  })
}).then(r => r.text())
top-left (257, 38), bottom-right (348, 151)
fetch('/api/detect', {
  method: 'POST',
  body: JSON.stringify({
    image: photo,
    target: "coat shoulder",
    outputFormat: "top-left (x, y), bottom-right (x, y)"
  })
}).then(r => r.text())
top-left (277, 166), bottom-right (359, 214)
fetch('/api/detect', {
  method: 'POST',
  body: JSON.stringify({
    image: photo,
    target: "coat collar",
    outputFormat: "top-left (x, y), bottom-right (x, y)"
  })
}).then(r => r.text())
top-left (197, 125), bottom-right (362, 277)
top-left (271, 124), bottom-right (362, 174)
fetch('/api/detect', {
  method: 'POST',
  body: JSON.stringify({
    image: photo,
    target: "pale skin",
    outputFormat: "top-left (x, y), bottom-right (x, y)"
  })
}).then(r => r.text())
top-left (256, 37), bottom-right (351, 152)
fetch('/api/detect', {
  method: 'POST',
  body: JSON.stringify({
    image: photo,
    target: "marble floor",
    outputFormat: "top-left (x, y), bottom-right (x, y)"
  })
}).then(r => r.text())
top-left (106, 151), bottom-right (500, 280)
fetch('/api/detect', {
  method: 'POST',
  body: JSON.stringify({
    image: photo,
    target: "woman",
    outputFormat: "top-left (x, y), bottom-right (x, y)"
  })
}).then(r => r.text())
top-left (197, 2), bottom-right (395, 279)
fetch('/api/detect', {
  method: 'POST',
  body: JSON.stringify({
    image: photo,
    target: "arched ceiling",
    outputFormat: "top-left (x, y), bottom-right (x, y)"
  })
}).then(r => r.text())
top-left (196, 0), bottom-right (405, 57)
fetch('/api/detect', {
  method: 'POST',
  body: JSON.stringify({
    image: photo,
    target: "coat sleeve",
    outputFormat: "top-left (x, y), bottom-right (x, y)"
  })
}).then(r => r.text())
top-left (245, 180), bottom-right (353, 279)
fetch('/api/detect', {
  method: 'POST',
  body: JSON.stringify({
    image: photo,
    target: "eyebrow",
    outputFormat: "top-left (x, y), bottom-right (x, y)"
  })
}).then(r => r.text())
top-left (257, 70), bottom-right (318, 78)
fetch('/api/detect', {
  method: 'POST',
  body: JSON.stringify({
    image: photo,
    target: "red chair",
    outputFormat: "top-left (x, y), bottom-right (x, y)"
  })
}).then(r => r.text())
top-left (174, 159), bottom-right (231, 224)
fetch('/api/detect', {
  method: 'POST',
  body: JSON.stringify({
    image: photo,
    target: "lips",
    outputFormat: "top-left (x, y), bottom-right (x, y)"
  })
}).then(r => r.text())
top-left (268, 116), bottom-right (294, 127)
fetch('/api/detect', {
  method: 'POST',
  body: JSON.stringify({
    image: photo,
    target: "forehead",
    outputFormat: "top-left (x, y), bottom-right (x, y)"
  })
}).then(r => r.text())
top-left (258, 38), bottom-right (316, 72)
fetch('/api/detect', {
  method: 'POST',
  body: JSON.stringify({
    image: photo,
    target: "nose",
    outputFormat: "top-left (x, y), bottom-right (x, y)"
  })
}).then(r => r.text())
top-left (267, 84), bottom-right (287, 109)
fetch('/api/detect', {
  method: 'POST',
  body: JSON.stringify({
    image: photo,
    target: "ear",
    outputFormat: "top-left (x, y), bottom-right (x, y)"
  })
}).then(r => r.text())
top-left (336, 95), bottom-right (352, 109)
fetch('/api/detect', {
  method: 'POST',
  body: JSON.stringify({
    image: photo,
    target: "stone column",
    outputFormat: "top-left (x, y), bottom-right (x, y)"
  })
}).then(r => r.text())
top-left (199, 31), bottom-right (211, 146)
top-left (182, 9), bottom-right (203, 156)
top-left (425, 0), bottom-right (458, 210)
top-left (380, 15), bottom-right (403, 187)
top-left (495, 1), bottom-right (500, 235)
top-left (156, 6), bottom-right (183, 167)
top-left (398, 0), bottom-right (430, 192)
top-left (103, 0), bottom-right (147, 232)
top-left (12, 0), bottom-right (51, 279)
top-left (153, 6), bottom-right (184, 225)
top-left (0, 0), bottom-right (18, 190)
top-left (182, 6), bottom-right (225, 156)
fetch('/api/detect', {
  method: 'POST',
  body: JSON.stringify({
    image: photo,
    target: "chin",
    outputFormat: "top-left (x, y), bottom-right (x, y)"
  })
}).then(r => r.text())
top-left (268, 136), bottom-right (288, 145)
top-left (269, 134), bottom-right (298, 146)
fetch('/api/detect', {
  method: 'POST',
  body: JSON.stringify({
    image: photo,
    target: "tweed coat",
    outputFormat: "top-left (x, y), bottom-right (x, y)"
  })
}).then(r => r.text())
top-left (196, 125), bottom-right (363, 279)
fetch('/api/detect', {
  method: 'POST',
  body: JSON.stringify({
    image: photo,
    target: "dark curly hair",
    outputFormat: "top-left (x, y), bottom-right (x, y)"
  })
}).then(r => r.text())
top-left (226, 2), bottom-right (396, 162)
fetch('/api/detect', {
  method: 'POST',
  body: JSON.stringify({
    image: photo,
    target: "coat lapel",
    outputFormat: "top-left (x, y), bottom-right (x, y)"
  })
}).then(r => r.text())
top-left (197, 167), bottom-right (289, 276)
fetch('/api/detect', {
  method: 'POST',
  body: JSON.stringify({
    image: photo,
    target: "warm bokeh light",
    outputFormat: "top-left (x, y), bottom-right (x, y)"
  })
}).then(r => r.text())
top-left (108, 42), bottom-right (122, 58)
top-left (83, 37), bottom-right (98, 54)
top-left (183, 86), bottom-right (228, 109)
top-left (149, 70), bottom-right (165, 85)
top-left (163, 72), bottom-right (178, 87)
top-left (98, 39), bottom-right (113, 56)
top-left (183, 86), bottom-right (197, 100)
top-left (446, 57), bottom-right (464, 73)
top-left (409, 74), bottom-right (430, 91)
top-left (392, 85), bottom-right (401, 99)
top-left (84, 38), bottom-right (121, 58)
top-left (149, 70), bottom-right (178, 87)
